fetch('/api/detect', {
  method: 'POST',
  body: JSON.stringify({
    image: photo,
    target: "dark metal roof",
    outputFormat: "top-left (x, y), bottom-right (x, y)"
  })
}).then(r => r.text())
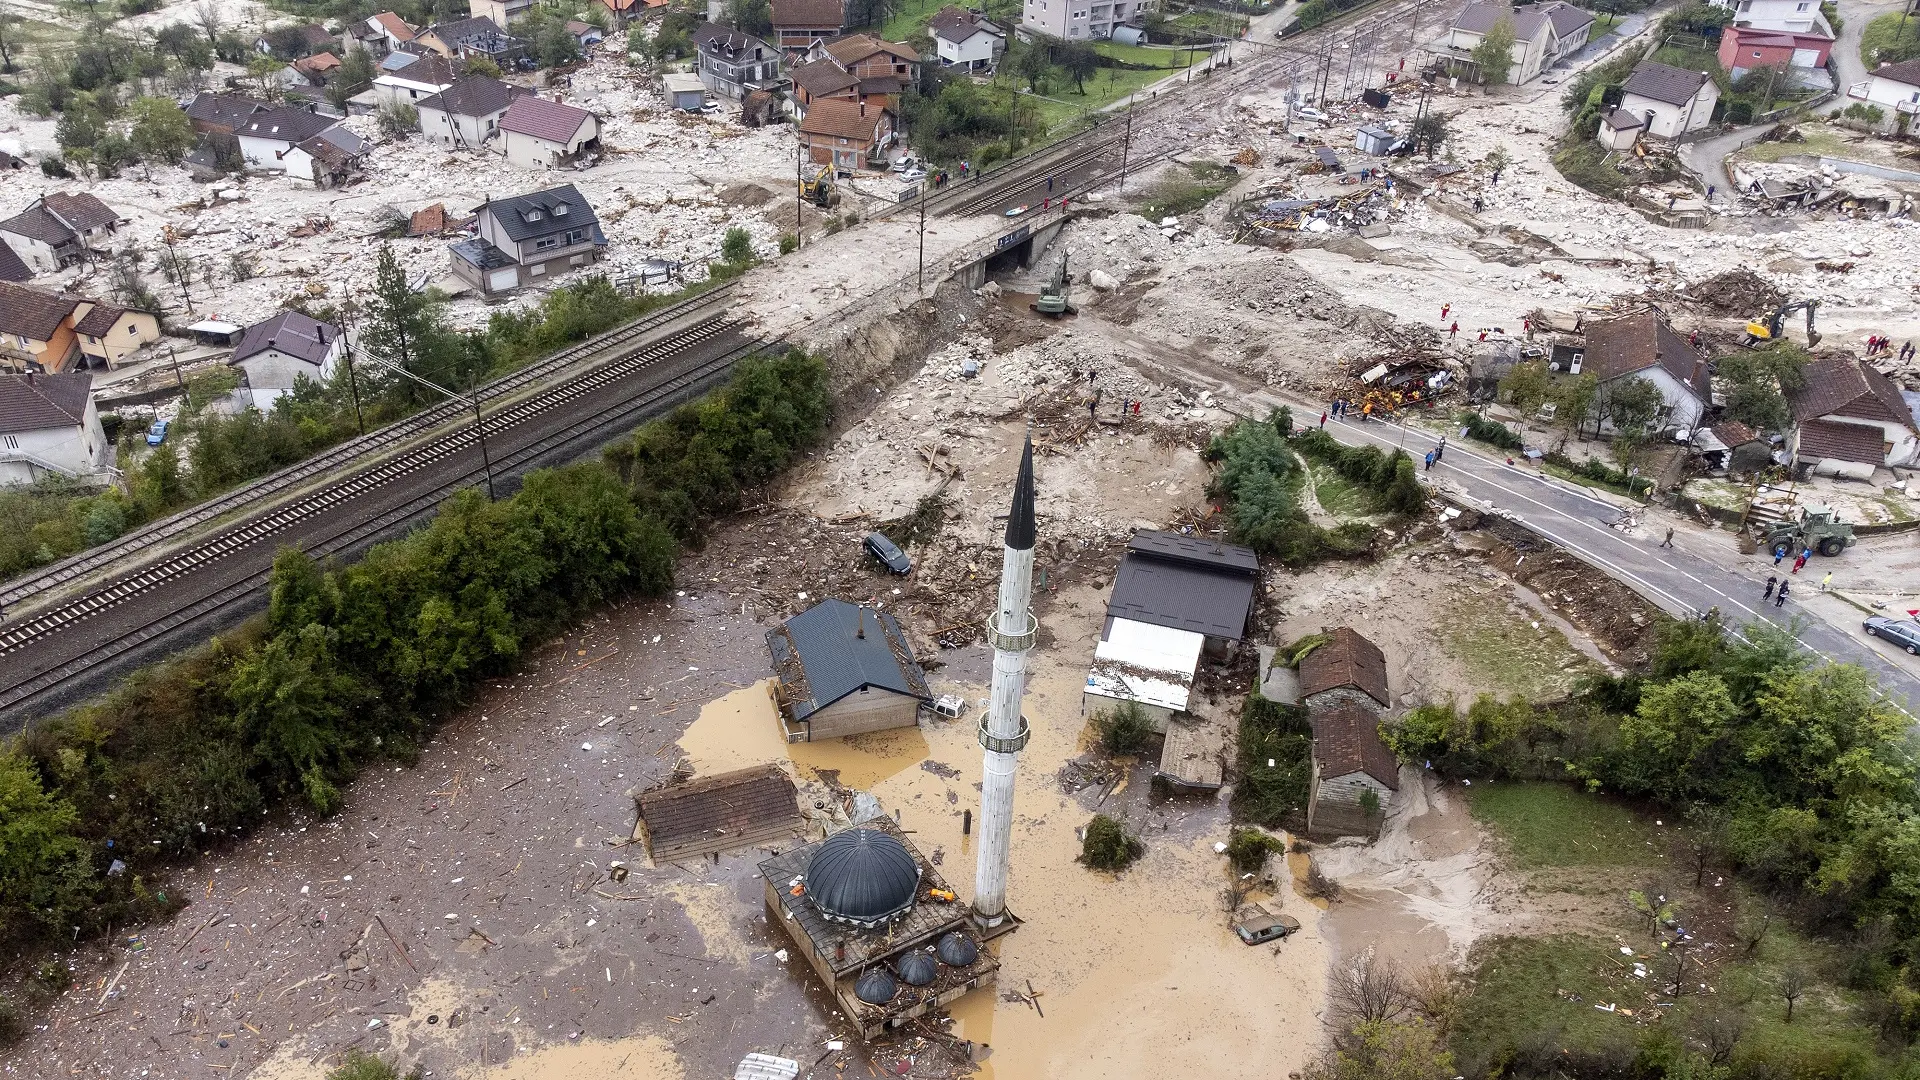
top-left (895, 950), bottom-right (937, 985)
top-left (1309, 703), bottom-right (1400, 790)
top-left (0, 243), bottom-right (30, 283)
top-left (449, 236), bottom-right (516, 270)
top-left (232, 310), bottom-right (338, 366)
top-left (0, 281), bottom-right (81, 341)
top-left (635, 765), bottom-right (802, 861)
top-left (498, 96), bottom-right (593, 142)
top-left (854, 969), bottom-right (898, 1004)
top-left (0, 371), bottom-right (92, 436)
top-left (1298, 627), bottom-right (1389, 706)
top-left (805, 828), bottom-right (921, 928)
top-left (237, 106), bottom-right (336, 144)
top-left (695, 22), bottom-right (777, 60)
top-left (935, 932), bottom-right (977, 966)
top-left (1600, 107), bottom-right (1644, 130)
top-left (186, 92), bottom-right (270, 131)
top-left (480, 184), bottom-right (601, 242)
top-left (1106, 531), bottom-right (1258, 641)
top-left (765, 599), bottom-right (931, 722)
top-left (1006, 435), bottom-right (1036, 550)
top-left (417, 74), bottom-right (523, 117)
top-left (1622, 61), bottom-right (1711, 106)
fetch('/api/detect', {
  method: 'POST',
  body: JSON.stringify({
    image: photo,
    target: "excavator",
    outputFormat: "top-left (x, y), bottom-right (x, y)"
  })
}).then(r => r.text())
top-left (1031, 251), bottom-right (1076, 318)
top-left (799, 165), bottom-right (841, 209)
top-left (1742, 299), bottom-right (1820, 348)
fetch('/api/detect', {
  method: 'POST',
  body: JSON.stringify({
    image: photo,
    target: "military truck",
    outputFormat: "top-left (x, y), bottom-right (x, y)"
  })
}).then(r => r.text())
top-left (1759, 503), bottom-right (1855, 558)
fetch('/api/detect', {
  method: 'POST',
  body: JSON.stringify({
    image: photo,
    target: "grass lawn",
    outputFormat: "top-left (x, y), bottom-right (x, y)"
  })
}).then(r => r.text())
top-left (1650, 43), bottom-right (1727, 88)
top-left (1309, 464), bottom-right (1378, 520)
top-left (1440, 593), bottom-right (1597, 701)
top-left (872, 0), bottom-right (1022, 41)
top-left (1466, 782), bottom-right (1668, 869)
top-left (1861, 10), bottom-right (1920, 68)
top-left (1735, 126), bottom-right (1851, 162)
top-left (994, 59), bottom-right (1192, 130)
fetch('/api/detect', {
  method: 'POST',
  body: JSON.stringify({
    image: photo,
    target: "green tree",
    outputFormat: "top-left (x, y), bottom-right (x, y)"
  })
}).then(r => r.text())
top-left (0, 753), bottom-right (97, 940)
top-left (1409, 111), bottom-right (1452, 159)
top-left (1618, 670), bottom-right (1737, 803)
top-left (329, 47), bottom-right (378, 111)
top-left (1058, 39), bottom-right (1099, 94)
top-left (844, 0), bottom-right (895, 28)
top-left (360, 245), bottom-right (450, 406)
top-left (1717, 343), bottom-right (1807, 433)
top-left (1304, 1020), bottom-right (1456, 1080)
top-left (227, 623), bottom-right (369, 814)
top-left (1498, 360), bottom-right (1552, 441)
top-left (246, 52), bottom-right (283, 98)
top-left (153, 22), bottom-right (214, 70)
top-left (1011, 37), bottom-right (1051, 94)
top-left (1471, 14), bottom-right (1517, 84)
top-left (462, 54), bottom-right (501, 78)
top-left (1603, 376), bottom-right (1664, 434)
top-left (1080, 813), bottom-right (1145, 870)
top-left (127, 96), bottom-right (194, 165)
top-left (722, 0), bottom-right (771, 40)
top-left (1551, 371), bottom-right (1598, 442)
top-left (0, 13), bottom-right (20, 72)
top-left (721, 225), bottom-right (753, 264)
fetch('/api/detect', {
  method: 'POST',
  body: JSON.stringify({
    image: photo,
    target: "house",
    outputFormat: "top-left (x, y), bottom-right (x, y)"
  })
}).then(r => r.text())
top-left (635, 765), bottom-right (803, 862)
top-left (467, 0), bottom-right (535, 29)
top-left (821, 34), bottom-right (920, 83)
top-left (1595, 106), bottom-right (1645, 150)
top-left (0, 371), bottom-right (108, 486)
top-left (1082, 531), bottom-right (1258, 730)
top-left (692, 24), bottom-right (784, 101)
top-left (0, 244), bottom-right (31, 284)
top-left (290, 51), bottom-right (344, 85)
top-left (0, 282), bottom-right (81, 373)
top-left (1021, 0), bottom-right (1144, 41)
top-left (1717, 24), bottom-right (1833, 78)
top-left (1696, 419), bottom-right (1772, 474)
top-left (765, 598), bottom-right (933, 741)
top-left (1575, 310), bottom-right (1711, 433)
top-left (1438, 1), bottom-right (1592, 85)
top-left (71, 302), bottom-right (160, 369)
top-left (566, 20), bottom-right (604, 46)
top-left (416, 75), bottom-right (530, 147)
top-left (255, 23), bottom-right (334, 57)
top-left (449, 183), bottom-right (606, 296)
top-left (596, 0), bottom-right (667, 24)
top-left (1618, 61), bottom-right (1720, 138)
top-left (663, 72), bottom-right (707, 110)
top-left (930, 8), bottom-right (1005, 71)
top-left (771, 0), bottom-right (845, 49)
top-left (0, 193), bottom-right (121, 274)
top-left (1306, 703), bottom-right (1400, 838)
top-left (1712, 0), bottom-right (1831, 34)
top-left (790, 58), bottom-right (864, 111)
top-left (235, 107), bottom-right (358, 176)
top-left (416, 16), bottom-right (526, 64)
top-left (1297, 627), bottom-right (1391, 712)
top-left (284, 128), bottom-right (371, 187)
top-left (497, 96), bottom-right (601, 168)
top-left (1788, 355), bottom-right (1920, 470)
top-left (798, 98), bottom-right (897, 170)
top-left (229, 311), bottom-right (343, 409)
top-left (1848, 58), bottom-right (1920, 116)
top-left (368, 11), bottom-right (419, 51)
top-left (374, 52), bottom-right (460, 106)
top-left (185, 92), bottom-right (270, 152)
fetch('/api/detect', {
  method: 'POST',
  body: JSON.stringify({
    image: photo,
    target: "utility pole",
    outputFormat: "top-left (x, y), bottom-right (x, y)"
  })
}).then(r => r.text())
top-left (795, 140), bottom-right (803, 247)
top-left (916, 180), bottom-right (926, 293)
top-left (160, 225), bottom-right (195, 316)
top-left (356, 346), bottom-right (494, 500)
top-left (337, 306), bottom-right (367, 436)
top-left (165, 344), bottom-right (185, 394)
top-left (1118, 94), bottom-right (1134, 193)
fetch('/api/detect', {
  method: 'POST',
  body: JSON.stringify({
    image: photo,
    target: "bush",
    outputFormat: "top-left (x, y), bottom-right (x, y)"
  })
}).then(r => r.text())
top-left (1092, 700), bottom-right (1154, 756)
top-left (1080, 814), bottom-right (1145, 870)
top-left (375, 103), bottom-right (417, 139)
top-left (328, 1051), bottom-right (420, 1080)
top-left (778, 232), bottom-right (798, 255)
top-left (0, 997), bottom-right (24, 1047)
top-left (1552, 140), bottom-right (1629, 200)
top-left (1225, 827), bottom-right (1284, 874)
top-left (1234, 695), bottom-right (1313, 828)
top-left (1456, 411), bottom-right (1523, 450)
top-left (39, 154), bottom-right (71, 179)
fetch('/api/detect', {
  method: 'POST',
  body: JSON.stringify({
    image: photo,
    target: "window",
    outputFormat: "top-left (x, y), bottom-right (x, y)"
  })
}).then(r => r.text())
top-left (536, 237), bottom-right (557, 249)
top-left (128, 325), bottom-right (137, 336)
top-left (1795, 2), bottom-right (1809, 9)
top-left (565, 228), bottom-right (585, 243)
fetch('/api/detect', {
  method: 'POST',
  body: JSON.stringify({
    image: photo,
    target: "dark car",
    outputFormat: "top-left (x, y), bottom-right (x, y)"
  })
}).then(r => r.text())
top-left (863, 531), bottom-right (911, 574)
top-left (1864, 616), bottom-right (1920, 656)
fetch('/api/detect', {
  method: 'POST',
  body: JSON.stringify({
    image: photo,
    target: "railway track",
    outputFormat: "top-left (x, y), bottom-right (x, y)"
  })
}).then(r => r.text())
top-left (0, 281), bottom-right (742, 614)
top-left (0, 316), bottom-right (760, 724)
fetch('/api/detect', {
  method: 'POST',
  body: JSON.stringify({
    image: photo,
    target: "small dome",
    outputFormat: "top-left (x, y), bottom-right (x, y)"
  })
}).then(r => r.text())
top-left (854, 968), bottom-right (898, 1005)
top-left (805, 829), bottom-right (921, 929)
top-left (896, 950), bottom-right (938, 986)
top-left (936, 932), bottom-right (978, 967)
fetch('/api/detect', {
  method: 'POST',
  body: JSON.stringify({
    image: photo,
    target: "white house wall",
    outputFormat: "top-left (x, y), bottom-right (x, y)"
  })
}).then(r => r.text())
top-left (1, 232), bottom-right (60, 274)
top-left (236, 133), bottom-right (296, 172)
top-left (418, 105), bottom-right (502, 147)
top-left (0, 400), bottom-right (107, 483)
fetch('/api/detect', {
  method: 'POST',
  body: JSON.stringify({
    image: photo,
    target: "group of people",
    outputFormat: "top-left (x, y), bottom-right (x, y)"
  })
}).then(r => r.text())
top-left (1864, 336), bottom-right (1914, 363)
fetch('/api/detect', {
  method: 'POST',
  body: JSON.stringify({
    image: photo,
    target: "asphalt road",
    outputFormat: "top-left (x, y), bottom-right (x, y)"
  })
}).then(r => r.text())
top-left (1306, 409), bottom-right (1920, 714)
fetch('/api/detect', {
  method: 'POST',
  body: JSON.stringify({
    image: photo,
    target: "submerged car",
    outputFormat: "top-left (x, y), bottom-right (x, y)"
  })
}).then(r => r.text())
top-left (863, 531), bottom-right (912, 574)
top-left (1232, 904), bottom-right (1302, 945)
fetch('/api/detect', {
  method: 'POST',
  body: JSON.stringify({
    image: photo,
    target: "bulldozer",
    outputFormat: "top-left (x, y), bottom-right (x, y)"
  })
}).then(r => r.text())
top-left (799, 165), bottom-right (841, 209)
top-left (1031, 251), bottom-right (1076, 317)
top-left (1758, 502), bottom-right (1855, 558)
top-left (1742, 299), bottom-right (1820, 348)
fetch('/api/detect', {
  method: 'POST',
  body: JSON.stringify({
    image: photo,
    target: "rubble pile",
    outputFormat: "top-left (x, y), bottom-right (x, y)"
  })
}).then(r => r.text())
top-left (1680, 268), bottom-right (1787, 317)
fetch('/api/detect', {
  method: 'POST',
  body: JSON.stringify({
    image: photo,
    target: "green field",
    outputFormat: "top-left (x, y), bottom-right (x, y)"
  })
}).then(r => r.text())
top-left (1440, 594), bottom-right (1597, 701)
top-left (1466, 782), bottom-right (1668, 869)
top-left (1861, 10), bottom-right (1920, 68)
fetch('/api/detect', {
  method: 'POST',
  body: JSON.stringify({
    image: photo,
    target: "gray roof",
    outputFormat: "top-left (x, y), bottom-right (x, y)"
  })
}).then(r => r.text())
top-left (417, 74), bottom-right (524, 117)
top-left (0, 371), bottom-right (91, 436)
top-left (1106, 529), bottom-right (1258, 640)
top-left (232, 310), bottom-right (339, 366)
top-left (804, 828), bottom-right (921, 928)
top-left (317, 125), bottom-right (370, 156)
top-left (1452, 2), bottom-right (1546, 38)
top-left (0, 242), bottom-right (29, 282)
top-left (1600, 106), bottom-right (1645, 129)
top-left (1872, 58), bottom-right (1920, 87)
top-left (1622, 61), bottom-right (1711, 106)
top-left (185, 92), bottom-right (270, 130)
top-left (765, 598), bottom-right (931, 722)
top-left (1541, 1), bottom-right (1594, 38)
top-left (480, 184), bottom-right (602, 242)
top-left (237, 106), bottom-right (336, 144)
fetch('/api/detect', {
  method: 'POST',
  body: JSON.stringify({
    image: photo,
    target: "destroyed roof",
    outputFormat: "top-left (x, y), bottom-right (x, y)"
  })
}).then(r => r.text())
top-left (0, 282), bottom-right (82, 341)
top-left (371, 11), bottom-right (416, 39)
top-left (1579, 310), bottom-right (1711, 399)
top-left (0, 243), bottom-right (30, 283)
top-left (1600, 106), bottom-right (1644, 130)
top-left (1105, 530), bottom-right (1257, 641)
top-left (0, 371), bottom-right (92, 435)
top-left (798, 97), bottom-right (889, 139)
top-left (764, 598), bottom-right (931, 722)
top-left (771, 0), bottom-right (846, 27)
top-left (417, 74), bottom-right (525, 117)
top-left (1872, 58), bottom-right (1920, 87)
top-left (318, 125), bottom-right (370, 156)
top-left (825, 34), bottom-right (919, 67)
top-left (1622, 61), bottom-right (1711, 106)
top-left (482, 184), bottom-right (601, 241)
top-left (294, 135), bottom-right (357, 172)
top-left (238, 107), bottom-right (337, 144)
top-left (1310, 704), bottom-right (1400, 789)
top-left (449, 237), bottom-right (516, 271)
top-left (186, 92), bottom-right (270, 129)
top-left (792, 58), bottom-right (860, 95)
top-left (232, 310), bottom-right (338, 366)
top-left (498, 95), bottom-right (593, 142)
top-left (1796, 418), bottom-right (1888, 464)
top-left (293, 51), bottom-right (343, 75)
top-left (2, 193), bottom-right (119, 246)
top-left (71, 302), bottom-right (131, 337)
top-left (635, 765), bottom-right (802, 861)
top-left (1789, 354), bottom-right (1915, 428)
top-left (1709, 419), bottom-right (1763, 447)
top-left (1298, 627), bottom-right (1390, 705)
top-left (426, 15), bottom-right (511, 46)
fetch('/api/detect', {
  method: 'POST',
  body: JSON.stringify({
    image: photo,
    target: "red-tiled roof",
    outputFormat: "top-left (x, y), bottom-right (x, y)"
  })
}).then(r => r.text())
top-left (372, 11), bottom-right (416, 40)
top-left (798, 97), bottom-right (888, 140)
top-left (1310, 704), bottom-right (1401, 790)
top-left (1579, 310), bottom-right (1712, 400)
top-left (772, 0), bottom-right (845, 28)
top-left (498, 96), bottom-right (592, 142)
top-left (1298, 627), bottom-right (1389, 706)
top-left (1797, 418), bottom-right (1887, 464)
top-left (1789, 354), bottom-right (1913, 427)
top-left (0, 281), bottom-right (81, 341)
top-left (825, 34), bottom-right (918, 67)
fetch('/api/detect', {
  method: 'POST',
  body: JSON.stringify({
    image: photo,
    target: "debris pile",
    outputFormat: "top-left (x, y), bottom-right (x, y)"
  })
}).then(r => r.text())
top-left (1680, 268), bottom-right (1786, 317)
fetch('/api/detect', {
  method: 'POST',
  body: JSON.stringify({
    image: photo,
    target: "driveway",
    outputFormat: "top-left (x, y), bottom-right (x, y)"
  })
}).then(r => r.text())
top-left (1677, 124), bottom-right (1762, 189)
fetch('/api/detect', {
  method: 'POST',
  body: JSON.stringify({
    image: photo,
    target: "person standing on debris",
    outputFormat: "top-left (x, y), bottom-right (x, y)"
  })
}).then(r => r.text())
top-left (1903, 341), bottom-right (1916, 363)
top-left (1523, 317), bottom-right (1533, 340)
top-left (1776, 581), bottom-right (1790, 608)
top-left (1477, 329), bottom-right (1488, 342)
top-left (1449, 322), bottom-right (1459, 342)
top-left (1764, 575), bottom-right (1777, 600)
top-left (1661, 527), bottom-right (1674, 548)
top-left (1668, 193), bottom-right (1678, 210)
top-left (1706, 184), bottom-right (1716, 201)
top-left (1441, 303), bottom-right (1451, 320)
top-left (1492, 168), bottom-right (1502, 185)
top-left (1473, 196), bottom-right (1484, 213)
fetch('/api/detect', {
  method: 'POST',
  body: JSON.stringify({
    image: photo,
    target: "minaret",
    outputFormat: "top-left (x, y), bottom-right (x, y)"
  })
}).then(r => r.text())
top-left (973, 436), bottom-right (1037, 931)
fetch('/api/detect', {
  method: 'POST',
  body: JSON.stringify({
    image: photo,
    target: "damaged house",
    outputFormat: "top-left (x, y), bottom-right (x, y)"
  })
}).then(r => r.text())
top-left (450, 183), bottom-right (606, 296)
top-left (766, 598), bottom-right (932, 742)
top-left (692, 24), bottom-right (784, 102)
top-left (1574, 309), bottom-right (1711, 434)
top-left (0, 193), bottom-right (121, 274)
top-left (415, 75), bottom-right (532, 148)
top-left (497, 96), bottom-right (601, 169)
top-left (235, 107), bottom-right (369, 185)
top-left (1789, 354), bottom-right (1920, 474)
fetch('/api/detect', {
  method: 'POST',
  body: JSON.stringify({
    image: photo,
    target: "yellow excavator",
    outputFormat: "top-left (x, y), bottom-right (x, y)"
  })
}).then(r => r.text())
top-left (1743, 299), bottom-right (1820, 348)
top-left (800, 165), bottom-right (842, 209)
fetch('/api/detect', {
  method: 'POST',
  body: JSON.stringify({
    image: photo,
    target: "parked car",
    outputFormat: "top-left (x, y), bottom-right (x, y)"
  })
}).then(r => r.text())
top-left (901, 167), bottom-right (927, 182)
top-left (1232, 904), bottom-right (1301, 945)
top-left (146, 419), bottom-right (170, 446)
top-left (1864, 616), bottom-right (1920, 656)
top-left (863, 531), bottom-right (911, 574)
top-left (891, 155), bottom-right (919, 173)
top-left (1293, 106), bottom-right (1328, 124)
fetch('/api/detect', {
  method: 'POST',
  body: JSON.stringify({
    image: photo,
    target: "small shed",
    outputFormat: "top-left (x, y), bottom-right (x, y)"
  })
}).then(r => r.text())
top-left (1313, 146), bottom-right (1344, 173)
top-left (766, 599), bottom-right (932, 742)
top-left (1596, 107), bottom-right (1643, 152)
top-left (636, 765), bottom-right (803, 862)
top-left (184, 320), bottom-right (244, 348)
top-left (664, 72), bottom-right (707, 111)
top-left (1307, 703), bottom-right (1400, 838)
top-left (1110, 23), bottom-right (1146, 45)
top-left (1355, 124), bottom-right (1394, 155)
top-left (1297, 627), bottom-right (1390, 713)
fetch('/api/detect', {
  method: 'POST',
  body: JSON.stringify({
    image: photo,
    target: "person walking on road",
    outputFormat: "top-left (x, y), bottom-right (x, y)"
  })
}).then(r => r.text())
top-left (1425, 449), bottom-right (1437, 471)
top-left (1764, 575), bottom-right (1777, 600)
top-left (1319, 410), bottom-right (1328, 429)
top-left (1776, 581), bottom-right (1790, 607)
top-left (1660, 527), bottom-right (1674, 548)
top-left (1773, 545), bottom-right (1787, 567)
top-left (1435, 436), bottom-right (1446, 462)
top-left (1821, 571), bottom-right (1833, 593)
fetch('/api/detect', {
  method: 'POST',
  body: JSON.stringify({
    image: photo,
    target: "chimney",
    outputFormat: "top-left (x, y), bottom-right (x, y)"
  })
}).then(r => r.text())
top-left (856, 607), bottom-right (866, 639)
top-left (860, 100), bottom-right (867, 117)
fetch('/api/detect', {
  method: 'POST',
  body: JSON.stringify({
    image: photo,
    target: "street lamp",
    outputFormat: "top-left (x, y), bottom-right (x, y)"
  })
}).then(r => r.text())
top-left (353, 344), bottom-right (496, 501)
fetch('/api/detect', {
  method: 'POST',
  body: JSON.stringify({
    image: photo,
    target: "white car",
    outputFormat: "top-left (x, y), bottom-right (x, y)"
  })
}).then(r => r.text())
top-left (891, 156), bottom-right (920, 173)
top-left (901, 167), bottom-right (927, 182)
top-left (1293, 106), bottom-right (1328, 124)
